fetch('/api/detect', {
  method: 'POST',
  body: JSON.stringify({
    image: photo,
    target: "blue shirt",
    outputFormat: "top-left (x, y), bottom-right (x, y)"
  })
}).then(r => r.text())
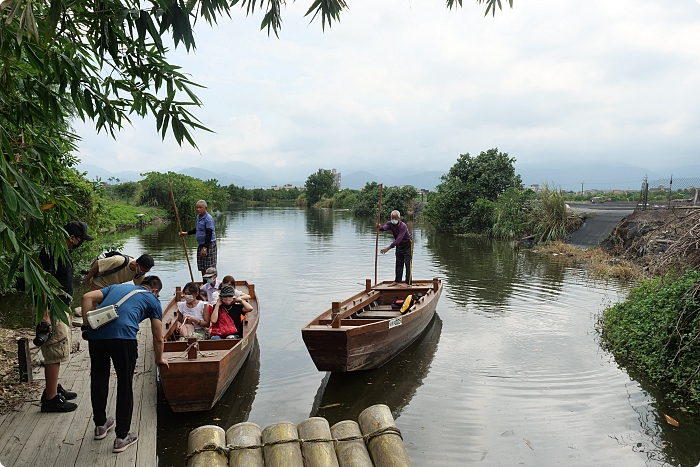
top-left (88, 284), bottom-right (163, 340)
top-left (196, 212), bottom-right (216, 245)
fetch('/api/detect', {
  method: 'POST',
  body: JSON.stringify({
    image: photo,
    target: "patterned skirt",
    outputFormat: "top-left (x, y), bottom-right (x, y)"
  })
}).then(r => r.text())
top-left (196, 241), bottom-right (217, 272)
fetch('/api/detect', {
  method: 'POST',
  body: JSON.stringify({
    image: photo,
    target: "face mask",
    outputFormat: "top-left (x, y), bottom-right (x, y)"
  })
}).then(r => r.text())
top-left (135, 267), bottom-right (145, 278)
top-left (391, 219), bottom-right (399, 225)
top-left (72, 237), bottom-right (84, 248)
top-left (206, 278), bottom-right (214, 285)
top-left (183, 294), bottom-right (195, 303)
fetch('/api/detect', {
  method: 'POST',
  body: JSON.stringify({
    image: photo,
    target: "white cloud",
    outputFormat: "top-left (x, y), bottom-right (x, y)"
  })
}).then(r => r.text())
top-left (75, 0), bottom-right (700, 178)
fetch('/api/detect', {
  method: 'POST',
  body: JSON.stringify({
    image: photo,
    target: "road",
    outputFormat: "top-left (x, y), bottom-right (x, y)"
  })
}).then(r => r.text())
top-left (566, 202), bottom-right (636, 248)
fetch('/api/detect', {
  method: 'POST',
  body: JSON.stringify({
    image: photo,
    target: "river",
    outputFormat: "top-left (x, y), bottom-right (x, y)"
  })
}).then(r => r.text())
top-left (7, 205), bottom-right (700, 466)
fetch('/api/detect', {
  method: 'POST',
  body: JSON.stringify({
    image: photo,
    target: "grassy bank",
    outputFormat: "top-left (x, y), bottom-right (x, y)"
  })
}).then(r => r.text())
top-left (599, 269), bottom-right (700, 407)
top-left (104, 202), bottom-right (168, 231)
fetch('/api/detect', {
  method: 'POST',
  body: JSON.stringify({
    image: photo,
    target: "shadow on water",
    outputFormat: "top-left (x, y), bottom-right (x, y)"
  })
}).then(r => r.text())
top-left (156, 337), bottom-right (261, 467)
top-left (426, 234), bottom-right (567, 309)
top-left (309, 314), bottom-right (443, 426)
top-left (609, 362), bottom-right (700, 467)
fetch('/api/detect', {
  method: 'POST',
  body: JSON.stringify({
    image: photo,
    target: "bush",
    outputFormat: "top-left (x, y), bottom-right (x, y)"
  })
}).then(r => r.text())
top-left (426, 148), bottom-right (522, 232)
top-left (490, 188), bottom-right (536, 239)
top-left (600, 269), bottom-right (700, 405)
top-left (530, 184), bottom-right (573, 243)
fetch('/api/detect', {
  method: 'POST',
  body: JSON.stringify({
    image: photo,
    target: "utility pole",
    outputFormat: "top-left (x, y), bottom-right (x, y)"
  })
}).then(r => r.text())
top-left (581, 182), bottom-right (584, 196)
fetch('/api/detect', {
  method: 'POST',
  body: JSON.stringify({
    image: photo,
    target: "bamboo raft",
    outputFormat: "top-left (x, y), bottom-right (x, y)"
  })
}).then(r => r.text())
top-left (185, 404), bottom-right (411, 467)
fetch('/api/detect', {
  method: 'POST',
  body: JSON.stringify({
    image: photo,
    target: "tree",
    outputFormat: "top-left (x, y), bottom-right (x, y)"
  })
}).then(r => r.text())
top-left (426, 148), bottom-right (522, 232)
top-left (305, 169), bottom-right (337, 206)
top-left (1, 0), bottom-right (512, 323)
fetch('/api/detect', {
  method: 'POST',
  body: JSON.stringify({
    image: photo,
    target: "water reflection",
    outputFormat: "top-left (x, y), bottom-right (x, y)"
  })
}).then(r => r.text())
top-left (610, 364), bottom-right (700, 467)
top-left (425, 234), bottom-right (567, 309)
top-left (309, 314), bottom-right (443, 425)
top-left (305, 208), bottom-right (334, 238)
top-left (156, 337), bottom-right (260, 467)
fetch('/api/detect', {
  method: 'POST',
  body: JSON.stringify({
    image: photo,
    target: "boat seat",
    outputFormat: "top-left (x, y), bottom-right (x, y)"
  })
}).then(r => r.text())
top-left (357, 310), bottom-right (402, 319)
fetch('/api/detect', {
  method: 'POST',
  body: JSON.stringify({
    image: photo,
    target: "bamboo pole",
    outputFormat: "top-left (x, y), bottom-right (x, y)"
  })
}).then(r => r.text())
top-left (374, 183), bottom-right (383, 285)
top-left (169, 181), bottom-right (195, 283)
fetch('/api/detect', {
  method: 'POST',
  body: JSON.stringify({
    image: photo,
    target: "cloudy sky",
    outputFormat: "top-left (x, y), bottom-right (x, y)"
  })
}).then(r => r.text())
top-left (75, 0), bottom-right (700, 182)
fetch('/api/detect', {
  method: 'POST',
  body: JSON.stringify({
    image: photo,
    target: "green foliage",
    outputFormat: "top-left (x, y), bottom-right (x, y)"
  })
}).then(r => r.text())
top-left (138, 172), bottom-right (227, 219)
top-left (106, 182), bottom-right (142, 203)
top-left (489, 188), bottom-right (536, 239)
top-left (530, 184), bottom-right (572, 243)
top-left (426, 148), bottom-right (522, 232)
top-left (305, 169), bottom-right (337, 206)
top-left (461, 198), bottom-right (496, 234)
top-left (601, 270), bottom-right (700, 405)
top-left (330, 189), bottom-right (358, 209)
top-left (352, 182), bottom-right (417, 218)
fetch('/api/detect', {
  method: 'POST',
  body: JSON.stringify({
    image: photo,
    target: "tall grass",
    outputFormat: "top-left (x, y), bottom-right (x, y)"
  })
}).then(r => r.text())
top-left (531, 184), bottom-right (571, 243)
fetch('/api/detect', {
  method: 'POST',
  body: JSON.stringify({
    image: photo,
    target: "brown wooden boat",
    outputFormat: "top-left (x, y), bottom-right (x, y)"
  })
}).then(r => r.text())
top-left (302, 278), bottom-right (443, 372)
top-left (159, 281), bottom-right (259, 412)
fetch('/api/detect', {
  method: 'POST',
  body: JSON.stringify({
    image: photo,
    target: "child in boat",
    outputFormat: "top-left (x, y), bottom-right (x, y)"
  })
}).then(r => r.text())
top-left (210, 285), bottom-right (252, 339)
top-left (209, 285), bottom-right (239, 340)
top-left (176, 282), bottom-right (211, 341)
top-left (219, 276), bottom-right (251, 299)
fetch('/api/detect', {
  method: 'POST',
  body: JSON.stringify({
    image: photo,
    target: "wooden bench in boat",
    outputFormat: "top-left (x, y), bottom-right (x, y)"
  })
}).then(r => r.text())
top-left (356, 310), bottom-right (402, 319)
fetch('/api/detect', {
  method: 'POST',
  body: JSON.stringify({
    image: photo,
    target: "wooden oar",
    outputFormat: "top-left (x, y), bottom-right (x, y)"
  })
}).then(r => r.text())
top-left (374, 183), bottom-right (383, 285)
top-left (169, 181), bottom-right (195, 283)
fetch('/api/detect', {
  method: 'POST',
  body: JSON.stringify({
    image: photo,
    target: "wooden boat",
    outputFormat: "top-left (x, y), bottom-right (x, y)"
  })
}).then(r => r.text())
top-left (159, 281), bottom-right (259, 412)
top-left (302, 278), bottom-right (443, 372)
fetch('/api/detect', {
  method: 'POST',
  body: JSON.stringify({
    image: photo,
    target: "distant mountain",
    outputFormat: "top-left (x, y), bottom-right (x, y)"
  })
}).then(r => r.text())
top-left (77, 163), bottom-right (142, 182)
top-left (341, 171), bottom-right (445, 191)
top-left (516, 162), bottom-right (665, 192)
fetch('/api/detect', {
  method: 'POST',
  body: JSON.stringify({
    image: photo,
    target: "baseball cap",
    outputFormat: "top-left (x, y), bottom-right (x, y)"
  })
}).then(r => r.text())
top-left (65, 221), bottom-right (94, 241)
top-left (203, 267), bottom-right (218, 278)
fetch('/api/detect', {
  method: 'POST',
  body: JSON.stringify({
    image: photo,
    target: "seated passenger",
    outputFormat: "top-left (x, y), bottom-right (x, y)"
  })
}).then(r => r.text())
top-left (176, 282), bottom-right (210, 341)
top-left (215, 285), bottom-right (253, 338)
top-left (201, 267), bottom-right (221, 303)
top-left (209, 289), bottom-right (239, 340)
top-left (219, 275), bottom-right (251, 301)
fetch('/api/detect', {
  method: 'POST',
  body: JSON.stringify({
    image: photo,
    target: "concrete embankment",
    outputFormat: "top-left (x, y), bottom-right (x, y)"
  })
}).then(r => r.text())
top-left (566, 202), bottom-right (636, 248)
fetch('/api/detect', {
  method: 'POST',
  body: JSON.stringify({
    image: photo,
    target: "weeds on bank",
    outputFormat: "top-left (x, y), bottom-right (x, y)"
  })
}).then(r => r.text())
top-left (534, 242), bottom-right (640, 281)
top-left (599, 269), bottom-right (700, 406)
top-left (0, 327), bottom-right (41, 414)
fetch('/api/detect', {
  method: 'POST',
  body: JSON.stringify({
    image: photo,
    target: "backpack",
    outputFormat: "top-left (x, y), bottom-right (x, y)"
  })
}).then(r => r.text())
top-left (93, 251), bottom-right (131, 277)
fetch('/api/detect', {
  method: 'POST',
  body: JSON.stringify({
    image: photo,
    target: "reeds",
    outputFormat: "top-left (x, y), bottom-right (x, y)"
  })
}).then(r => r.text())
top-left (536, 241), bottom-right (640, 281)
top-left (531, 184), bottom-right (579, 243)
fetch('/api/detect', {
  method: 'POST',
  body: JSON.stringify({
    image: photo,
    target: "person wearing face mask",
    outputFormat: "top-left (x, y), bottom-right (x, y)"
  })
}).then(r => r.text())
top-left (209, 285), bottom-right (243, 339)
top-left (200, 267), bottom-right (221, 302)
top-left (176, 282), bottom-right (211, 341)
top-left (81, 276), bottom-right (169, 453)
top-left (178, 199), bottom-right (217, 281)
top-left (376, 210), bottom-right (413, 285)
top-left (37, 220), bottom-right (94, 412)
top-left (84, 254), bottom-right (155, 290)
top-left (210, 285), bottom-right (253, 339)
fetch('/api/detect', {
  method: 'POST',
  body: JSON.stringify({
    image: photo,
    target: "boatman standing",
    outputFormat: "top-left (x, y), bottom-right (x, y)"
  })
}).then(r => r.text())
top-left (377, 210), bottom-right (413, 285)
top-left (179, 199), bottom-right (217, 280)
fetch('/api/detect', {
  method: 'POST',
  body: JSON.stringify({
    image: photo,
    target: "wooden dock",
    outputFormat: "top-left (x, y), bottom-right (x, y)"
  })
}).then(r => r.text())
top-left (0, 321), bottom-right (157, 467)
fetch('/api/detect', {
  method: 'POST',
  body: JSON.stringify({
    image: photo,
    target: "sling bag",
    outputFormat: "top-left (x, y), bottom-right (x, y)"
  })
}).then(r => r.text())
top-left (87, 289), bottom-right (148, 330)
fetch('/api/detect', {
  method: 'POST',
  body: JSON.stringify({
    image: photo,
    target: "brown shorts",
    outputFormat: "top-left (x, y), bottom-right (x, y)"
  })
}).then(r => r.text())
top-left (40, 319), bottom-right (71, 365)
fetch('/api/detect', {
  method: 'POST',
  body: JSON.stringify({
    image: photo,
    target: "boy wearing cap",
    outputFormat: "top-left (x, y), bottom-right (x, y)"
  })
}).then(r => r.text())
top-left (201, 267), bottom-right (221, 302)
top-left (38, 221), bottom-right (93, 412)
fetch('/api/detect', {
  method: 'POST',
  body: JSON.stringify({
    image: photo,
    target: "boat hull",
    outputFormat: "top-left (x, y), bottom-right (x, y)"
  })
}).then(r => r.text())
top-left (159, 281), bottom-right (259, 412)
top-left (302, 280), bottom-right (443, 371)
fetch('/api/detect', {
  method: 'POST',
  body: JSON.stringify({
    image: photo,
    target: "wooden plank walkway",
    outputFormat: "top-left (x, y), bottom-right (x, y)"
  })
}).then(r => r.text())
top-left (0, 321), bottom-right (157, 467)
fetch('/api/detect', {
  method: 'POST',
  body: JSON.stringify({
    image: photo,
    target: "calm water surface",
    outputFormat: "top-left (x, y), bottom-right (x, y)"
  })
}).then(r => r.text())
top-left (17, 206), bottom-right (700, 466)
